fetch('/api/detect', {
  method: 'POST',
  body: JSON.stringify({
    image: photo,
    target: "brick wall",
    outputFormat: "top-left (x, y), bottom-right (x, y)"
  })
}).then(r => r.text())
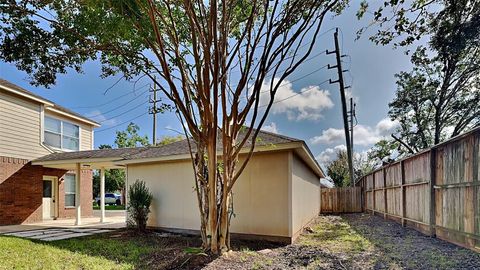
top-left (58, 169), bottom-right (93, 219)
top-left (0, 156), bottom-right (93, 225)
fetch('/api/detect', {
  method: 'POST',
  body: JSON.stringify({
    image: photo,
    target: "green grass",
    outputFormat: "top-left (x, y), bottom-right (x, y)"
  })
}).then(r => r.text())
top-left (0, 232), bottom-right (154, 270)
top-left (297, 216), bottom-right (373, 254)
top-left (92, 204), bottom-right (125, 210)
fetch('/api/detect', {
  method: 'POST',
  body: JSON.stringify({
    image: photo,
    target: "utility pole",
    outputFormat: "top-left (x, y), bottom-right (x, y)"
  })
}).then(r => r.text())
top-left (327, 28), bottom-right (355, 187)
top-left (349, 98), bottom-right (356, 186)
top-left (149, 78), bottom-right (159, 146)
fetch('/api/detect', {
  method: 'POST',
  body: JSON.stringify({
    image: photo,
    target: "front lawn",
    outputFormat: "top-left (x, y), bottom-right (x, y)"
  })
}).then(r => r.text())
top-left (0, 234), bottom-right (146, 269)
top-left (2, 215), bottom-right (480, 269)
top-left (0, 230), bottom-right (209, 270)
top-left (92, 204), bottom-right (125, 210)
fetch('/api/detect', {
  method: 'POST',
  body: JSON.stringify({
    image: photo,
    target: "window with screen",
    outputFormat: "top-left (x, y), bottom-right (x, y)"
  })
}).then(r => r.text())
top-left (64, 174), bottom-right (76, 207)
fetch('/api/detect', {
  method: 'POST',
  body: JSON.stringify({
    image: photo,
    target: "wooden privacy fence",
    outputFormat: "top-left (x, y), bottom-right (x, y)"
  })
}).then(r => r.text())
top-left (357, 127), bottom-right (480, 251)
top-left (320, 187), bottom-right (362, 213)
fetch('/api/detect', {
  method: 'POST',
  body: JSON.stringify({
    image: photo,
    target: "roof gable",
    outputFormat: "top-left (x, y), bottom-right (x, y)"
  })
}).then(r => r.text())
top-left (0, 78), bottom-right (100, 127)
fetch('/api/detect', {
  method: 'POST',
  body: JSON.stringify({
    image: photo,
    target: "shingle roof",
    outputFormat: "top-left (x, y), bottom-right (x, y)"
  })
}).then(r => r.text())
top-left (0, 78), bottom-right (100, 126)
top-left (34, 129), bottom-right (300, 162)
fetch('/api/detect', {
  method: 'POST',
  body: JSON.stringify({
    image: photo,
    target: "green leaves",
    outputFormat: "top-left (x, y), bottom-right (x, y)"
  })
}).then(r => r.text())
top-left (115, 122), bottom-right (150, 148)
top-left (127, 180), bottom-right (153, 230)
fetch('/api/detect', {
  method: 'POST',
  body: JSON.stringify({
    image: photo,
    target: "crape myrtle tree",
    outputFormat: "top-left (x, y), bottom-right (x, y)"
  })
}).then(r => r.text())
top-left (0, 0), bottom-right (345, 253)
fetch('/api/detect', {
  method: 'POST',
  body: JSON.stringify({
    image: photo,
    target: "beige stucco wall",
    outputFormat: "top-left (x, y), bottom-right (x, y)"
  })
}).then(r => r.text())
top-left (127, 151), bottom-right (291, 238)
top-left (291, 153), bottom-right (320, 238)
top-left (0, 90), bottom-right (49, 160)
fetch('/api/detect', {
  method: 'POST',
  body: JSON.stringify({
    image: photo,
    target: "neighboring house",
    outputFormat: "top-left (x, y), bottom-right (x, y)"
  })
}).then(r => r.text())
top-left (0, 79), bottom-right (99, 225)
top-left (33, 130), bottom-right (325, 243)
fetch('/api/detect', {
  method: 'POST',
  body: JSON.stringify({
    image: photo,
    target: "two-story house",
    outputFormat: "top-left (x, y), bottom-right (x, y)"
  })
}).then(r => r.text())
top-left (0, 79), bottom-right (100, 225)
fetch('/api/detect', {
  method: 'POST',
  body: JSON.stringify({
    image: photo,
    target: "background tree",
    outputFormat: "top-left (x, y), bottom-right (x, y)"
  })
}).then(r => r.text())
top-left (115, 123), bottom-right (150, 148)
top-left (156, 135), bottom-right (184, 146)
top-left (389, 45), bottom-right (479, 151)
top-left (0, 0), bottom-right (343, 253)
top-left (326, 150), bottom-right (373, 187)
top-left (358, 0), bottom-right (480, 151)
top-left (93, 124), bottom-right (150, 197)
top-left (92, 144), bottom-right (125, 197)
top-left (366, 139), bottom-right (409, 167)
top-left (327, 151), bottom-right (350, 187)
top-left (357, 0), bottom-right (479, 49)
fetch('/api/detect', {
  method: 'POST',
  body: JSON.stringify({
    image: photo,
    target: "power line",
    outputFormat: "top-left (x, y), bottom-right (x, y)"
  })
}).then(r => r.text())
top-left (71, 83), bottom-right (150, 109)
top-left (259, 79), bottom-right (330, 108)
top-left (99, 100), bottom-right (149, 123)
top-left (254, 64), bottom-right (328, 97)
top-left (95, 71), bottom-right (329, 133)
top-left (95, 111), bottom-right (148, 133)
top-left (94, 51), bottom-right (332, 134)
top-left (87, 89), bottom-right (149, 118)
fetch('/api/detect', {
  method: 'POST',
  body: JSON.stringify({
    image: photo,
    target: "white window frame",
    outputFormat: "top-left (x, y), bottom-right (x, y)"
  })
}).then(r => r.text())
top-left (43, 116), bottom-right (81, 151)
top-left (64, 174), bottom-right (76, 208)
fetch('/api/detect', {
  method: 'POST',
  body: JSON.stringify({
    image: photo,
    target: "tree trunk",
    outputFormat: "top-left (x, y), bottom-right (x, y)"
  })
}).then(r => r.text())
top-left (206, 139), bottom-right (218, 254)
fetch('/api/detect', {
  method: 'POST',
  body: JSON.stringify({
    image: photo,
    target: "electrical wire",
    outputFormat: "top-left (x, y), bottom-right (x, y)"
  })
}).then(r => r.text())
top-left (98, 99), bottom-right (149, 123)
top-left (71, 83), bottom-right (150, 109)
top-left (259, 79), bottom-right (330, 108)
top-left (95, 111), bottom-right (148, 133)
top-left (87, 89), bottom-right (150, 118)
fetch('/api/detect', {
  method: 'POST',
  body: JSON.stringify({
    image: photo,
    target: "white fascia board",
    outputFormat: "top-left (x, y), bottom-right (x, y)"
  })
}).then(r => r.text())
top-left (45, 107), bottom-right (101, 127)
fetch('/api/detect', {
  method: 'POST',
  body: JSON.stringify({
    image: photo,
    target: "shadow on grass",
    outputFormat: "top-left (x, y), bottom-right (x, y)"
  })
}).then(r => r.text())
top-left (1, 229), bottom-right (290, 270)
top-left (339, 213), bottom-right (480, 269)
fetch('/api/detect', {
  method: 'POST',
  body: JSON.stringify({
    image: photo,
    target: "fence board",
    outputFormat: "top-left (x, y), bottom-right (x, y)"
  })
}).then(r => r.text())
top-left (320, 187), bottom-right (362, 213)
top-left (357, 128), bottom-right (480, 251)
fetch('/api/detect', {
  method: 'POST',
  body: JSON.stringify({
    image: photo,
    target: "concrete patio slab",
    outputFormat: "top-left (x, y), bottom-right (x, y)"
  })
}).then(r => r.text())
top-left (0, 210), bottom-right (126, 234)
top-left (3, 228), bottom-right (113, 241)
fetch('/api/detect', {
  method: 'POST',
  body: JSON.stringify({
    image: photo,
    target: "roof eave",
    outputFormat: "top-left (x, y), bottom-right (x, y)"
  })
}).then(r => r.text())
top-left (1, 84), bottom-right (54, 106)
top-left (118, 141), bottom-right (324, 178)
top-left (45, 107), bottom-right (101, 127)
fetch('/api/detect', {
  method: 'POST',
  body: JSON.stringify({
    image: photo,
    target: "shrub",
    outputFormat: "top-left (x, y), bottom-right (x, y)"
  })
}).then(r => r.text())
top-left (127, 180), bottom-right (153, 230)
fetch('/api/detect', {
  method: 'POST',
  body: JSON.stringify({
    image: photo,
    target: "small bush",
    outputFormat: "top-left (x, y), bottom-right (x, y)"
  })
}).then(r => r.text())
top-left (127, 180), bottom-right (153, 230)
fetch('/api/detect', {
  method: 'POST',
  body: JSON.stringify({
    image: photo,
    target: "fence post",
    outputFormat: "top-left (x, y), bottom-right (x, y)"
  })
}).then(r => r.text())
top-left (401, 160), bottom-right (406, 227)
top-left (473, 135), bottom-right (479, 248)
top-left (383, 167), bottom-right (387, 219)
top-left (372, 173), bottom-right (376, 215)
top-left (361, 177), bottom-right (365, 212)
top-left (429, 149), bottom-right (437, 237)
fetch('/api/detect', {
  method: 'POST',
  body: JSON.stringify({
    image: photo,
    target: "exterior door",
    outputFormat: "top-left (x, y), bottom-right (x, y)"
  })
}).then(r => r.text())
top-left (42, 176), bottom-right (57, 219)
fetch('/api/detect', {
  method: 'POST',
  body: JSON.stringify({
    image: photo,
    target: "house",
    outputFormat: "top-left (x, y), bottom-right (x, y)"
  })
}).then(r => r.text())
top-left (33, 130), bottom-right (325, 243)
top-left (0, 79), bottom-right (99, 225)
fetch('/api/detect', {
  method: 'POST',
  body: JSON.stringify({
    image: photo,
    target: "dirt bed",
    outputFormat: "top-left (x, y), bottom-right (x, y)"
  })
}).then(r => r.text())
top-left (204, 214), bottom-right (480, 269)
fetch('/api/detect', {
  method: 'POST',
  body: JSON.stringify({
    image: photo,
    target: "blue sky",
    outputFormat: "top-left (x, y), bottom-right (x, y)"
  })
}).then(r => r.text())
top-left (0, 3), bottom-right (421, 169)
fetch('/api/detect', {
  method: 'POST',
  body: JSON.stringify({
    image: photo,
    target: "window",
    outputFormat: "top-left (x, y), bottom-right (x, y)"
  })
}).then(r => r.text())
top-left (64, 174), bottom-right (76, 207)
top-left (44, 117), bottom-right (79, 151)
top-left (43, 181), bottom-right (52, 198)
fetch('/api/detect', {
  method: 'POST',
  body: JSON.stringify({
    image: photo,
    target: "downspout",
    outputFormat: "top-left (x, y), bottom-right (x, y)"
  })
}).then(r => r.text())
top-left (39, 104), bottom-right (55, 154)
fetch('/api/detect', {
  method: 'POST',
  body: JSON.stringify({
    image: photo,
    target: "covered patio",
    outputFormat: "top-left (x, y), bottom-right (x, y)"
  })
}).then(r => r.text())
top-left (31, 148), bottom-right (142, 226)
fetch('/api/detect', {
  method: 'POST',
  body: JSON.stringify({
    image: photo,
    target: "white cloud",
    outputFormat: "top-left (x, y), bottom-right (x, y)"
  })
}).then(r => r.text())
top-left (261, 122), bottom-right (279, 134)
top-left (315, 144), bottom-right (346, 166)
top-left (376, 118), bottom-right (400, 136)
top-left (260, 79), bottom-right (334, 121)
top-left (316, 144), bottom-right (371, 172)
top-left (86, 110), bottom-right (117, 126)
top-left (310, 118), bottom-right (400, 146)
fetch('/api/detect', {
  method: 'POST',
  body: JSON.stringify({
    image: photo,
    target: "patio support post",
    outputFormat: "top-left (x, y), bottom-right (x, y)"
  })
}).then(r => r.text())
top-left (75, 163), bottom-right (82, 226)
top-left (100, 167), bottom-right (106, 223)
